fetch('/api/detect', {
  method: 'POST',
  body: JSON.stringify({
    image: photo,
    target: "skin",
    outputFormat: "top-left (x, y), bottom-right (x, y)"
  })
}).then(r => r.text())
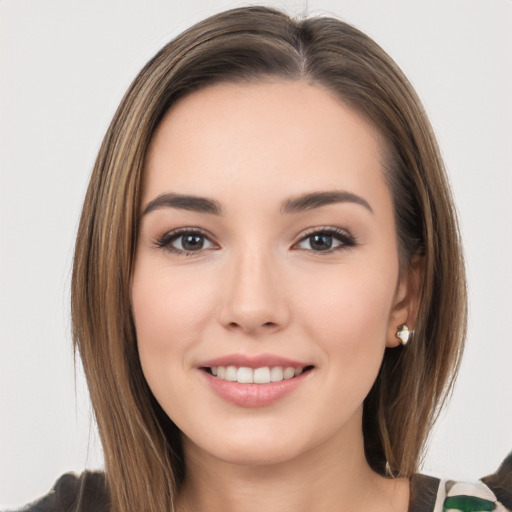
top-left (131, 80), bottom-right (418, 512)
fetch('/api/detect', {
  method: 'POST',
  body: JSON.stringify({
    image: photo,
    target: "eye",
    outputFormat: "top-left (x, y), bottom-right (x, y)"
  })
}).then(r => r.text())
top-left (156, 228), bottom-right (216, 256)
top-left (295, 227), bottom-right (356, 254)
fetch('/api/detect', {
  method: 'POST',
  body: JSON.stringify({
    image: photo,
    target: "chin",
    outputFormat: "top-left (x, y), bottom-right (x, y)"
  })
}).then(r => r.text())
top-left (181, 414), bottom-right (344, 470)
top-left (179, 418), bottom-right (307, 466)
top-left (207, 438), bottom-right (309, 467)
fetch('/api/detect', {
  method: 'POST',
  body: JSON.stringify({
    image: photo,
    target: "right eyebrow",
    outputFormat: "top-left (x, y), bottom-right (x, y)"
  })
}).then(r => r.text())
top-left (142, 193), bottom-right (223, 216)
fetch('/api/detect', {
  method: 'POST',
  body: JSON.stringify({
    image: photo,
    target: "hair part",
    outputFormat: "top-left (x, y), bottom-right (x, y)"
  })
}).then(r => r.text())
top-left (72, 6), bottom-right (467, 511)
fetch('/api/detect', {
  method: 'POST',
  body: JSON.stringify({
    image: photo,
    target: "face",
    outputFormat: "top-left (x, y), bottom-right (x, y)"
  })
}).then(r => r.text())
top-left (131, 80), bottom-right (411, 467)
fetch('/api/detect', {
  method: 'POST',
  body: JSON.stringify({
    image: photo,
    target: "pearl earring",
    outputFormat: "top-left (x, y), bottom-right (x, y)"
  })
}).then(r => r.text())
top-left (396, 324), bottom-right (411, 345)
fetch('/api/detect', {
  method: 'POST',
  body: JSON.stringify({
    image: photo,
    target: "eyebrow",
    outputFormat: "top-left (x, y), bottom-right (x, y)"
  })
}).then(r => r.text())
top-left (281, 190), bottom-right (373, 215)
top-left (143, 193), bottom-right (222, 216)
top-left (142, 190), bottom-right (373, 216)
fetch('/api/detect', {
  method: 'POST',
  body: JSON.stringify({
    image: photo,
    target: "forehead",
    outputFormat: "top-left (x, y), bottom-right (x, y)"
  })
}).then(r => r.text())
top-left (142, 80), bottom-right (389, 214)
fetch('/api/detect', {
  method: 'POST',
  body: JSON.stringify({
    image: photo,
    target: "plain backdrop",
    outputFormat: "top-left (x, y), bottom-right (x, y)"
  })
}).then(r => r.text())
top-left (1, 0), bottom-right (511, 508)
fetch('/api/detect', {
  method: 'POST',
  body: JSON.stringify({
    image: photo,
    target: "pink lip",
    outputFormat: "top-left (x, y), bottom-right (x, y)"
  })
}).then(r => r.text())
top-left (199, 353), bottom-right (310, 369)
top-left (200, 369), bottom-right (311, 408)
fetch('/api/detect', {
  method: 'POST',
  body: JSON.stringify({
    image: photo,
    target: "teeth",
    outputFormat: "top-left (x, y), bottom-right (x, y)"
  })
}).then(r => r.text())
top-left (254, 367), bottom-right (270, 384)
top-left (225, 366), bottom-right (237, 381)
top-left (209, 365), bottom-right (307, 384)
top-left (283, 367), bottom-right (295, 380)
top-left (270, 367), bottom-right (283, 382)
top-left (237, 367), bottom-right (253, 383)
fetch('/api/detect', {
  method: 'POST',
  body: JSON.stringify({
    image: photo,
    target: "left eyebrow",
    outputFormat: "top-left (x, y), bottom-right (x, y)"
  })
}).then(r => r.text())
top-left (281, 190), bottom-right (373, 215)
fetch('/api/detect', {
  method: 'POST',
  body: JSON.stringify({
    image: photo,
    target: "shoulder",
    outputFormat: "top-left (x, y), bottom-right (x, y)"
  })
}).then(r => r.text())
top-left (409, 453), bottom-right (512, 512)
top-left (14, 471), bottom-right (109, 512)
top-left (481, 453), bottom-right (512, 511)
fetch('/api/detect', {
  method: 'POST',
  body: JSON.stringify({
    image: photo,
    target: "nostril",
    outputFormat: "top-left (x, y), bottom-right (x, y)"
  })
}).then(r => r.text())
top-left (226, 320), bottom-right (279, 333)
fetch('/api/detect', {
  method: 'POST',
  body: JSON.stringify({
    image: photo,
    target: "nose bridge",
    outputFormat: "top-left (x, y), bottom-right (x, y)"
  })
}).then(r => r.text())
top-left (218, 239), bottom-right (288, 334)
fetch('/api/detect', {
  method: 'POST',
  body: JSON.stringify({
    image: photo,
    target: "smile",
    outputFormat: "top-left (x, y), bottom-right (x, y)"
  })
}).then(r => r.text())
top-left (199, 355), bottom-right (314, 407)
top-left (204, 365), bottom-right (312, 384)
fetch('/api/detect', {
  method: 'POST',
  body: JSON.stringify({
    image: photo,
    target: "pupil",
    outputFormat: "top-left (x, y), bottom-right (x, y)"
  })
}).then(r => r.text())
top-left (182, 234), bottom-right (203, 251)
top-left (311, 234), bottom-right (332, 251)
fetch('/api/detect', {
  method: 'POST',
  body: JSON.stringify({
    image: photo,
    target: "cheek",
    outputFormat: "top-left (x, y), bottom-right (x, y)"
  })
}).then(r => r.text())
top-left (131, 262), bottom-right (215, 371)
top-left (294, 257), bottom-right (397, 374)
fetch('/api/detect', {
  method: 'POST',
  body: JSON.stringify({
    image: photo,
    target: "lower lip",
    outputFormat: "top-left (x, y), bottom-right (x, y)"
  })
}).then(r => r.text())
top-left (201, 370), bottom-right (311, 407)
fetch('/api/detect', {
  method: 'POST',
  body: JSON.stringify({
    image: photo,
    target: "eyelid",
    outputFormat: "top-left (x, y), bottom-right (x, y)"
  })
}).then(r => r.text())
top-left (155, 227), bottom-right (218, 256)
top-left (296, 225), bottom-right (352, 240)
top-left (292, 226), bottom-right (357, 253)
top-left (155, 225), bottom-right (356, 257)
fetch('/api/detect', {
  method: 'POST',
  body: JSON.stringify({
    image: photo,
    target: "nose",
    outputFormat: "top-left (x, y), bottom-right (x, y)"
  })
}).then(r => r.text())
top-left (217, 248), bottom-right (290, 335)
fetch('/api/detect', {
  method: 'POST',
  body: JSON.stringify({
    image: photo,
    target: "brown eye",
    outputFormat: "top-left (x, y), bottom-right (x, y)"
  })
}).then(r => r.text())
top-left (308, 233), bottom-right (335, 251)
top-left (157, 229), bottom-right (216, 255)
top-left (296, 228), bottom-right (356, 253)
top-left (178, 233), bottom-right (206, 251)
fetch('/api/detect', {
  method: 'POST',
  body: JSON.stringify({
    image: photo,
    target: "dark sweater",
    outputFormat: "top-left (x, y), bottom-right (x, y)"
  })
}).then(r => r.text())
top-left (11, 453), bottom-right (512, 512)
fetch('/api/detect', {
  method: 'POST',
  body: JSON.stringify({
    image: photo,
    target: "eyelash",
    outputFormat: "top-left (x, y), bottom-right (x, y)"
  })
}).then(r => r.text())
top-left (155, 226), bottom-right (357, 257)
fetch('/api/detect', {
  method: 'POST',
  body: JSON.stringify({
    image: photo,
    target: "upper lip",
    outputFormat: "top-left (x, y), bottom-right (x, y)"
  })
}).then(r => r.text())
top-left (199, 353), bottom-right (312, 369)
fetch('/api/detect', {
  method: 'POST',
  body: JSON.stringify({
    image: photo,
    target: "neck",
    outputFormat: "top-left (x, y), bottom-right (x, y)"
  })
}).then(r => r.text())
top-left (176, 412), bottom-right (409, 512)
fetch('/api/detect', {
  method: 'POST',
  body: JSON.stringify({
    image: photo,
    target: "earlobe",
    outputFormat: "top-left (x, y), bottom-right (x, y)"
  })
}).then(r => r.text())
top-left (386, 254), bottom-right (425, 348)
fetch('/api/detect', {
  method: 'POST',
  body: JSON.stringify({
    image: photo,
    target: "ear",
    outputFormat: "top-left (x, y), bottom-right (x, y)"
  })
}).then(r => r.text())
top-left (386, 254), bottom-right (425, 348)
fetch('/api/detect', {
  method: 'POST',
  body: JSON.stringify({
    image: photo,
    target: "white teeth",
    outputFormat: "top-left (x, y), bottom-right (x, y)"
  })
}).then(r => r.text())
top-left (225, 366), bottom-right (237, 381)
top-left (210, 365), bottom-right (307, 384)
top-left (270, 367), bottom-right (284, 382)
top-left (253, 367), bottom-right (271, 384)
top-left (283, 367), bottom-right (295, 380)
top-left (237, 367), bottom-right (253, 383)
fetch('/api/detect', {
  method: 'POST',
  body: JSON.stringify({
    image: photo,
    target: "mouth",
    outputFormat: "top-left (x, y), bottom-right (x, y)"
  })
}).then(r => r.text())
top-left (199, 356), bottom-right (314, 407)
top-left (201, 365), bottom-right (314, 384)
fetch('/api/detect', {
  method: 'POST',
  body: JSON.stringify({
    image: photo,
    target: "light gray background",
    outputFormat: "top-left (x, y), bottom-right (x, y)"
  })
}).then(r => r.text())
top-left (1, 0), bottom-right (511, 508)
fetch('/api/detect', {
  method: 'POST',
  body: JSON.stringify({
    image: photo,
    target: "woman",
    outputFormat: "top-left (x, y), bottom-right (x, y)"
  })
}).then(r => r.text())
top-left (12, 5), bottom-right (511, 512)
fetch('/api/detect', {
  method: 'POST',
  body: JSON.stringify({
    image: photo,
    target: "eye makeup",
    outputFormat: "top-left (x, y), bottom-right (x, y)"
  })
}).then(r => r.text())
top-left (153, 225), bottom-right (358, 257)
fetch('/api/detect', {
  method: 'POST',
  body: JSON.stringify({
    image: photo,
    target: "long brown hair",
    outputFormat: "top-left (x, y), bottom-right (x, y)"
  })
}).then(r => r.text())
top-left (71, 6), bottom-right (467, 511)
